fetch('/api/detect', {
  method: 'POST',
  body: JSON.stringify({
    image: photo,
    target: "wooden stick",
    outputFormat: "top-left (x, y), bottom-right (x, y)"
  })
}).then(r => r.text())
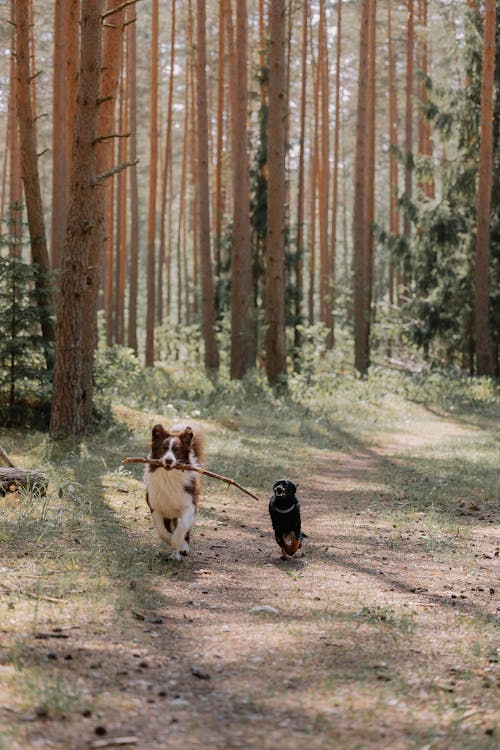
top-left (122, 457), bottom-right (260, 501)
top-left (0, 443), bottom-right (15, 468)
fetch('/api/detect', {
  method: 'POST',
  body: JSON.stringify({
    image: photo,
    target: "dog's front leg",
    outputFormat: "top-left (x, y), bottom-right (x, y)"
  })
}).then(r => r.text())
top-left (151, 510), bottom-right (174, 547)
top-left (170, 504), bottom-right (196, 555)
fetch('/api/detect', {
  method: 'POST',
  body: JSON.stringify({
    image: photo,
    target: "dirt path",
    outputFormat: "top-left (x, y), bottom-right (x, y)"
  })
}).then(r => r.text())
top-left (1, 410), bottom-right (498, 750)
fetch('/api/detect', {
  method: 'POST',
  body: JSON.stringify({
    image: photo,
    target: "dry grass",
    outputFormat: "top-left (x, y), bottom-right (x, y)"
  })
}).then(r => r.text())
top-left (0, 388), bottom-right (498, 750)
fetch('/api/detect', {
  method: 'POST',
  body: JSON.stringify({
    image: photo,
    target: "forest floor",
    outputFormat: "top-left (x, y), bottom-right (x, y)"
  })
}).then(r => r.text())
top-left (0, 383), bottom-right (499, 749)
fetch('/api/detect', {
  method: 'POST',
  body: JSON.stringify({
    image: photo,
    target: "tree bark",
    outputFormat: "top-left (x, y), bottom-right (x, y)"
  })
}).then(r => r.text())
top-left (294, 0), bottom-right (308, 353)
top-left (126, 4), bottom-right (139, 354)
top-left (474, 0), bottom-right (496, 376)
top-left (196, 0), bottom-right (219, 369)
top-left (15, 0), bottom-right (55, 363)
top-left (318, 0), bottom-right (331, 345)
top-left (328, 0), bottom-right (342, 351)
top-left (145, 0), bottom-right (159, 366)
top-left (265, 0), bottom-right (287, 382)
top-left (230, 0), bottom-right (255, 378)
top-left (50, 0), bottom-right (104, 438)
top-left (353, 0), bottom-right (370, 373)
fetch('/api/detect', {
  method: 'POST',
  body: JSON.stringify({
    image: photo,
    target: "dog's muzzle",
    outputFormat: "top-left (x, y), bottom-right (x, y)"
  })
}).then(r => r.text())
top-left (274, 485), bottom-right (286, 496)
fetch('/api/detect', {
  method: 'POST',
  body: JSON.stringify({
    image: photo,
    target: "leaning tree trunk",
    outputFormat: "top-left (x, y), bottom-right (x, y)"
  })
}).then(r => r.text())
top-left (50, 0), bottom-right (104, 438)
top-left (15, 0), bottom-right (55, 366)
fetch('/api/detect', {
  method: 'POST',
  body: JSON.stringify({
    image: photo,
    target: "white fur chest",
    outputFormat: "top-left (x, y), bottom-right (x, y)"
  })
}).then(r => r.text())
top-left (145, 467), bottom-right (195, 518)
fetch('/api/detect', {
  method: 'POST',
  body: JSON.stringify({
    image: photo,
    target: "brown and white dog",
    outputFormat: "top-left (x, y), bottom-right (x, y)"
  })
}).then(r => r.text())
top-left (144, 423), bottom-right (205, 559)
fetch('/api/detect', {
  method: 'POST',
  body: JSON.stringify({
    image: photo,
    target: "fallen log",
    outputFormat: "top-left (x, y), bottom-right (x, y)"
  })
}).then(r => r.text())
top-left (122, 457), bottom-right (260, 502)
top-left (0, 468), bottom-right (48, 496)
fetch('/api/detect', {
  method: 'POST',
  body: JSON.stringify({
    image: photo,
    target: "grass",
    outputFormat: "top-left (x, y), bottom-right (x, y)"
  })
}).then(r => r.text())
top-left (0, 355), bottom-right (499, 749)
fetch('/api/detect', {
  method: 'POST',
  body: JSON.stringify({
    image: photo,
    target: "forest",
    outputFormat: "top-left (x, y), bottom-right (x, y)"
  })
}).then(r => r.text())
top-left (0, 2), bottom-right (499, 749)
top-left (0, 0), bottom-right (498, 435)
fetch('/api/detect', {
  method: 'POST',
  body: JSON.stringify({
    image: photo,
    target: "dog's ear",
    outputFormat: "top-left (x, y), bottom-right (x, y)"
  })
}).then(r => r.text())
top-left (152, 424), bottom-right (166, 440)
top-left (180, 426), bottom-right (194, 446)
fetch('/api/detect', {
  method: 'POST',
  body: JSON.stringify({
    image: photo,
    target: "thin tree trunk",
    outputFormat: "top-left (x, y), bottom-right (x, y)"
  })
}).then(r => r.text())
top-left (417, 0), bottom-right (434, 199)
top-left (265, 0), bottom-right (287, 382)
top-left (50, 0), bottom-right (104, 438)
top-left (145, 0), bottom-right (159, 366)
top-left (308, 52), bottom-right (320, 325)
top-left (196, 0), bottom-right (219, 369)
top-left (318, 0), bottom-right (331, 344)
top-left (8, 1), bottom-right (23, 251)
top-left (158, 0), bottom-right (176, 332)
top-left (353, 0), bottom-right (370, 373)
top-left (363, 0), bottom-right (377, 363)
top-left (15, 0), bottom-right (55, 362)
top-left (115, 46), bottom-right (127, 345)
top-left (328, 0), bottom-right (342, 351)
top-left (474, 0), bottom-right (496, 376)
top-left (404, 0), bottom-right (414, 241)
top-left (77, 0), bottom-right (124, 430)
top-left (51, 0), bottom-right (67, 269)
top-left (126, 4), bottom-right (139, 354)
top-left (294, 0), bottom-right (308, 353)
top-left (230, 0), bottom-right (255, 378)
top-left (214, 0), bottom-right (226, 277)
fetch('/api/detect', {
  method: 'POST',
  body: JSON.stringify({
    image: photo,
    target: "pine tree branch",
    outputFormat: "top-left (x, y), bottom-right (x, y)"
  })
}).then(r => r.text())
top-left (94, 132), bottom-right (131, 144)
top-left (94, 160), bottom-right (138, 184)
top-left (102, 0), bottom-right (142, 21)
top-left (122, 457), bottom-right (260, 502)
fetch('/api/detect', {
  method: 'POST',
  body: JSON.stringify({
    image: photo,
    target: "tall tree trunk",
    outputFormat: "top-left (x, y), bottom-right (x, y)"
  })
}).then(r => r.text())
top-left (353, 0), bottom-right (370, 373)
top-left (363, 0), bottom-right (377, 363)
top-left (8, 1), bottom-right (23, 251)
top-left (145, 0), bottom-right (159, 366)
top-left (294, 0), bottom-right (308, 353)
top-left (50, 0), bottom-right (104, 438)
top-left (404, 0), bottom-right (414, 241)
top-left (115, 48), bottom-right (127, 345)
top-left (98, 0), bottom-right (125, 348)
top-left (265, 0), bottom-right (287, 382)
top-left (51, 0), bottom-right (79, 269)
top-left (126, 4), bottom-right (139, 354)
top-left (214, 0), bottom-right (226, 279)
top-left (51, 0), bottom-right (67, 269)
top-left (158, 0), bottom-right (176, 332)
top-left (15, 0), bottom-right (55, 363)
top-left (230, 0), bottom-right (255, 378)
top-left (474, 0), bottom-right (496, 376)
top-left (308, 52), bottom-right (320, 325)
top-left (328, 0), bottom-right (342, 351)
top-left (318, 0), bottom-right (331, 345)
top-left (196, 0), bottom-right (219, 369)
top-left (417, 0), bottom-right (434, 199)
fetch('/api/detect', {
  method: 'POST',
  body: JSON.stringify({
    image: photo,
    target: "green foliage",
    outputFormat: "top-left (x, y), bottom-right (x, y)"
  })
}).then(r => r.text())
top-left (0, 250), bottom-right (53, 427)
top-left (385, 3), bottom-right (500, 371)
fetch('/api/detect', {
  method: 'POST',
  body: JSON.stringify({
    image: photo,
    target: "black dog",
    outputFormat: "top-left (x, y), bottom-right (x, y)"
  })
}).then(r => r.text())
top-left (269, 479), bottom-right (306, 560)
